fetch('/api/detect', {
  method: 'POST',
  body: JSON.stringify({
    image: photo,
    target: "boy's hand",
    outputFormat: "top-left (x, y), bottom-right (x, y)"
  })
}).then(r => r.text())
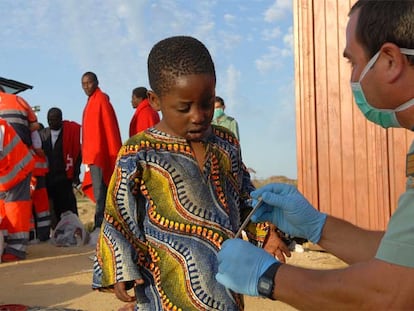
top-left (114, 279), bottom-right (144, 302)
top-left (263, 224), bottom-right (291, 263)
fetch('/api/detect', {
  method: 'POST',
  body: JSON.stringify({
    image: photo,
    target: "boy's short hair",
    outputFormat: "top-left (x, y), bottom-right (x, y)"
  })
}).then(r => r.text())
top-left (148, 36), bottom-right (216, 96)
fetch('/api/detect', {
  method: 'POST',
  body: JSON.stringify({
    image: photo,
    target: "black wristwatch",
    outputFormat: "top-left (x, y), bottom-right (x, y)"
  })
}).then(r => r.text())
top-left (257, 262), bottom-right (282, 300)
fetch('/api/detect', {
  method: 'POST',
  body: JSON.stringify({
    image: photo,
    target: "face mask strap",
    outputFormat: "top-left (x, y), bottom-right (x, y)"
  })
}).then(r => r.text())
top-left (400, 48), bottom-right (414, 56)
top-left (359, 51), bottom-right (381, 82)
top-left (359, 47), bottom-right (414, 82)
top-left (395, 98), bottom-right (414, 112)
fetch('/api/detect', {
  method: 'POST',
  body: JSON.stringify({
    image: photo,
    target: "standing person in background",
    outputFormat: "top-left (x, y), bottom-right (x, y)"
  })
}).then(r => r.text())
top-left (129, 86), bottom-right (160, 137)
top-left (81, 72), bottom-right (122, 232)
top-left (40, 107), bottom-right (81, 228)
top-left (0, 86), bottom-right (39, 261)
top-left (216, 1), bottom-right (414, 308)
top-left (212, 96), bottom-right (240, 140)
top-left (30, 127), bottom-right (51, 242)
top-left (0, 117), bottom-right (35, 261)
top-left (0, 87), bottom-right (50, 242)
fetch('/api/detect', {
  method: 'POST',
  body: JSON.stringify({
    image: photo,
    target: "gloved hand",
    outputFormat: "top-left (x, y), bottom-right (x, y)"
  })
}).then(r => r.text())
top-left (250, 183), bottom-right (327, 244)
top-left (216, 239), bottom-right (278, 296)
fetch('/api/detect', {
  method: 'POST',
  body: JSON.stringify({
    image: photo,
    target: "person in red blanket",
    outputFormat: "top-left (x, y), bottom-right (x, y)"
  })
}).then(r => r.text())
top-left (40, 107), bottom-right (82, 228)
top-left (81, 72), bottom-right (122, 231)
top-left (128, 86), bottom-right (160, 137)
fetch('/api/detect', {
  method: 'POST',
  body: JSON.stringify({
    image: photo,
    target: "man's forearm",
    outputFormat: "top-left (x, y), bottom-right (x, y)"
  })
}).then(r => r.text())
top-left (274, 259), bottom-right (414, 309)
top-left (318, 216), bottom-right (384, 264)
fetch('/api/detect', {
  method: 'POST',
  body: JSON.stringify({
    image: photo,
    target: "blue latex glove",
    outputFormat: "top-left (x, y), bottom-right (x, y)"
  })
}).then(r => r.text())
top-left (250, 183), bottom-right (327, 244)
top-left (216, 239), bottom-right (278, 296)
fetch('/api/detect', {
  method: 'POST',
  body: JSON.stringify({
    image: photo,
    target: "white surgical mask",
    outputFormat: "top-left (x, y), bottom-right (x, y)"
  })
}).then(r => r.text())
top-left (351, 48), bottom-right (414, 128)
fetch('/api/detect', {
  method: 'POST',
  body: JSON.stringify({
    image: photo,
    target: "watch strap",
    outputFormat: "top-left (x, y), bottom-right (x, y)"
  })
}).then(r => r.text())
top-left (257, 262), bottom-right (282, 300)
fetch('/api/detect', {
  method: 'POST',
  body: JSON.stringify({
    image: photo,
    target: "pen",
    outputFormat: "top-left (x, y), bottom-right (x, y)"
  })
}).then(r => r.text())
top-left (235, 197), bottom-right (264, 238)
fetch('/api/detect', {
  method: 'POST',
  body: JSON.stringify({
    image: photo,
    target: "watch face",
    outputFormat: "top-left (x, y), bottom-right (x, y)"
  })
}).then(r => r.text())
top-left (257, 262), bottom-right (281, 299)
top-left (259, 279), bottom-right (272, 291)
top-left (258, 277), bottom-right (273, 297)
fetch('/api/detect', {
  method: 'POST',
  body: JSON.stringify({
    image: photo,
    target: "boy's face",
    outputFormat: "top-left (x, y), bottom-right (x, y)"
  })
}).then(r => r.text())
top-left (149, 74), bottom-right (216, 142)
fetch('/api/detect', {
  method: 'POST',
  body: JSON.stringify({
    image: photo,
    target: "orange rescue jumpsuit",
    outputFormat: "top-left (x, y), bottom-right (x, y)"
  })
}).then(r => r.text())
top-left (0, 118), bottom-right (35, 260)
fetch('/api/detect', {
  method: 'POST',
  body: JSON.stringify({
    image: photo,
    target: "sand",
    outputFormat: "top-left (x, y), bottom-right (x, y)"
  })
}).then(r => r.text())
top-left (0, 196), bottom-right (347, 311)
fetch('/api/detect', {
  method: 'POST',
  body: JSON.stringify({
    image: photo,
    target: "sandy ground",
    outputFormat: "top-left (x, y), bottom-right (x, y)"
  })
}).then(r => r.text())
top-left (0, 196), bottom-right (347, 311)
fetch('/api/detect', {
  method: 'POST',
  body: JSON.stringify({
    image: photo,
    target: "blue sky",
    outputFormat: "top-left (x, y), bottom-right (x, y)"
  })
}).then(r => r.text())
top-left (0, 0), bottom-right (296, 179)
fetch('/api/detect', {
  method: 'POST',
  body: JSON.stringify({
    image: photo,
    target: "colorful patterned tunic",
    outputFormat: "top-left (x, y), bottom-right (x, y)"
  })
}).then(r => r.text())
top-left (93, 126), bottom-right (265, 310)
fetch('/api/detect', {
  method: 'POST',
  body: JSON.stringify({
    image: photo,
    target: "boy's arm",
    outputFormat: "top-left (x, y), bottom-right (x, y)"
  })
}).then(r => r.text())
top-left (94, 153), bottom-right (146, 291)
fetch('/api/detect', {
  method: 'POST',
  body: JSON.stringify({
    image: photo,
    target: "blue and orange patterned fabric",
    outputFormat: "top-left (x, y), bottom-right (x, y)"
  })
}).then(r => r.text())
top-left (93, 126), bottom-right (266, 310)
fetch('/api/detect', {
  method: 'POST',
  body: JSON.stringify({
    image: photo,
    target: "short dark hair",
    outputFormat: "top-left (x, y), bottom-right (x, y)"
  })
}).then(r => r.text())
top-left (350, 0), bottom-right (414, 63)
top-left (82, 71), bottom-right (99, 84)
top-left (147, 36), bottom-right (216, 96)
top-left (133, 87), bottom-right (148, 99)
top-left (215, 96), bottom-right (225, 107)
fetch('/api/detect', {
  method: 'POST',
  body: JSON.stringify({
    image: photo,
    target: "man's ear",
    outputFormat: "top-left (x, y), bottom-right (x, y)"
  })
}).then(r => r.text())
top-left (147, 90), bottom-right (161, 111)
top-left (380, 42), bottom-right (406, 83)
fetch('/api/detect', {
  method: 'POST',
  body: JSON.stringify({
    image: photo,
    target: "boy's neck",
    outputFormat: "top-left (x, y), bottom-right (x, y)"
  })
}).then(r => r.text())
top-left (190, 141), bottom-right (206, 170)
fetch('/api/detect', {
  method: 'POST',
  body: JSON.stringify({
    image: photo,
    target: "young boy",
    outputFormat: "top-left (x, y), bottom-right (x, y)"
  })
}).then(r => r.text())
top-left (93, 35), bottom-right (288, 310)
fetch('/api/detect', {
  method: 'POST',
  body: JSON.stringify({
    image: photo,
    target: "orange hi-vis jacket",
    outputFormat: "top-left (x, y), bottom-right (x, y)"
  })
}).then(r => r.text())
top-left (0, 118), bottom-right (35, 191)
top-left (0, 92), bottom-right (38, 147)
top-left (32, 152), bottom-right (49, 177)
